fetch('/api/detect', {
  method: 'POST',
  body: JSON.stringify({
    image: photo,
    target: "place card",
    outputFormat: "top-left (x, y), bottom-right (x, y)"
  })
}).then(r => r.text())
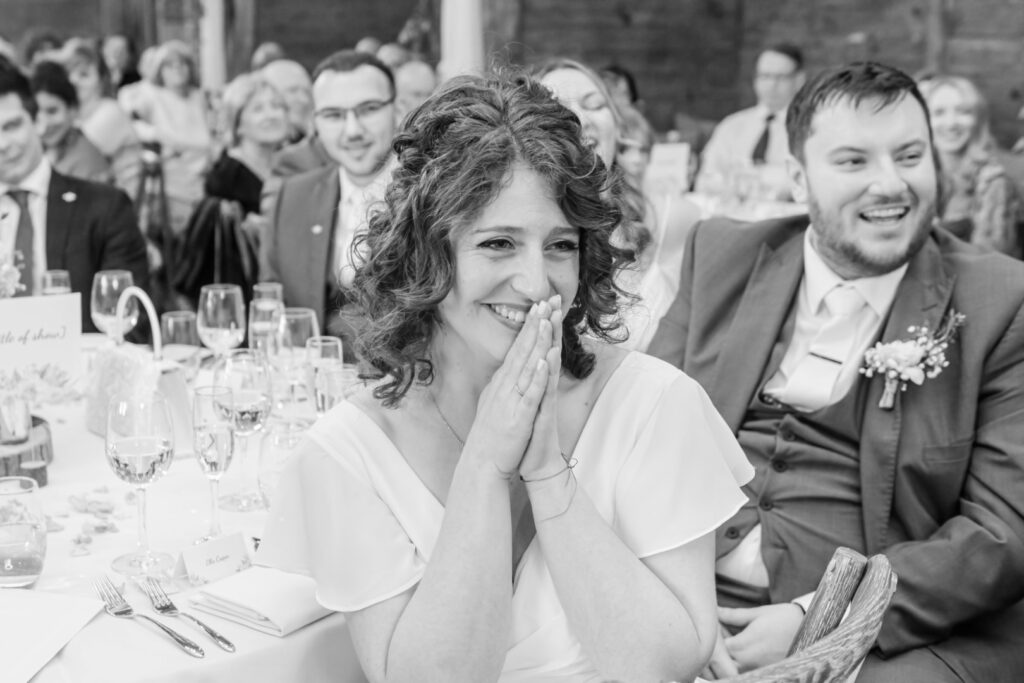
top-left (175, 531), bottom-right (252, 585)
top-left (0, 294), bottom-right (82, 402)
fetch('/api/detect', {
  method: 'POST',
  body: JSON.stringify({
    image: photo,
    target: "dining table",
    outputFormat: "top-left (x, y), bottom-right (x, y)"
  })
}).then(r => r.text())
top-left (8, 349), bottom-right (370, 683)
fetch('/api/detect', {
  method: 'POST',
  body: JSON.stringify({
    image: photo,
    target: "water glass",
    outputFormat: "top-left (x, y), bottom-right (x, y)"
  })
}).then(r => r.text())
top-left (0, 476), bottom-right (46, 588)
top-left (41, 269), bottom-right (71, 295)
top-left (248, 299), bottom-right (283, 359)
top-left (161, 311), bottom-right (202, 381)
top-left (197, 284), bottom-right (245, 361)
top-left (252, 282), bottom-right (284, 303)
top-left (104, 392), bottom-right (175, 578)
top-left (90, 270), bottom-right (137, 339)
top-left (276, 308), bottom-right (320, 370)
top-left (192, 386), bottom-right (234, 541)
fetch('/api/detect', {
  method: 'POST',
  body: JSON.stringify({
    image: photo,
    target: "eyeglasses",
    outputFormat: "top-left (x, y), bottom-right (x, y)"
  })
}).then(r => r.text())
top-left (314, 97), bottom-right (395, 125)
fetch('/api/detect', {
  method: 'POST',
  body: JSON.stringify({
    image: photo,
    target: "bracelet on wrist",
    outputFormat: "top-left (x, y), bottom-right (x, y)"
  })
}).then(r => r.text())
top-left (520, 454), bottom-right (577, 483)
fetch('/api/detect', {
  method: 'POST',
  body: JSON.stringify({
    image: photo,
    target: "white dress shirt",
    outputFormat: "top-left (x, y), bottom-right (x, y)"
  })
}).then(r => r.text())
top-left (332, 161), bottom-right (394, 287)
top-left (0, 159), bottom-right (52, 295)
top-left (695, 104), bottom-right (791, 199)
top-left (716, 228), bottom-right (908, 592)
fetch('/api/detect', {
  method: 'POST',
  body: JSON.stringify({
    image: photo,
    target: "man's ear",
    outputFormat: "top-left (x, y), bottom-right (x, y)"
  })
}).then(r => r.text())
top-left (787, 154), bottom-right (809, 204)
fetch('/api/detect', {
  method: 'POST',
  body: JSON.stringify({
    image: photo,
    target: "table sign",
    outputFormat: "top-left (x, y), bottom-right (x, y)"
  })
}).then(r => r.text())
top-left (175, 531), bottom-right (252, 585)
top-left (0, 293), bottom-right (82, 401)
top-left (645, 142), bottom-right (692, 197)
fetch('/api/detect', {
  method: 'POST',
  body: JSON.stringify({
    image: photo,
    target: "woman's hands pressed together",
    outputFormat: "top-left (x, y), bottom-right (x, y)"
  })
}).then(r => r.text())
top-left (463, 297), bottom-right (561, 479)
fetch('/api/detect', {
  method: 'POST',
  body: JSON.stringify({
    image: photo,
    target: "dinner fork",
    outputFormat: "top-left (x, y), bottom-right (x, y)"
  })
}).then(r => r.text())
top-left (93, 575), bottom-right (205, 658)
top-left (140, 577), bottom-right (236, 652)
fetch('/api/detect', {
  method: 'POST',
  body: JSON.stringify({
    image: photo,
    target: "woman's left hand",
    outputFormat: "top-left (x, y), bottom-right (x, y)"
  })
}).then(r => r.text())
top-left (518, 294), bottom-right (566, 480)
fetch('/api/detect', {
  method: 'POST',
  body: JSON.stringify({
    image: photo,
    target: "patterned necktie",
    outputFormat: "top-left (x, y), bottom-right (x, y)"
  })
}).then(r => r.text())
top-left (9, 189), bottom-right (34, 297)
top-left (779, 284), bottom-right (867, 411)
top-left (751, 113), bottom-right (775, 164)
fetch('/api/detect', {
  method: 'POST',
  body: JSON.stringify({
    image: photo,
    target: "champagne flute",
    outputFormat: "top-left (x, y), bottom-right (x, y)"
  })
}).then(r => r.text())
top-left (105, 392), bottom-right (175, 578)
top-left (197, 284), bottom-right (245, 367)
top-left (41, 269), bottom-right (71, 295)
top-left (192, 386), bottom-right (234, 541)
top-left (306, 336), bottom-right (343, 416)
top-left (248, 299), bottom-right (283, 360)
top-left (91, 270), bottom-right (138, 339)
top-left (215, 350), bottom-right (273, 512)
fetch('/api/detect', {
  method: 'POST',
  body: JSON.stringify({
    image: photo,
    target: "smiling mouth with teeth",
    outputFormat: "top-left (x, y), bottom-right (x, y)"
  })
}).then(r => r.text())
top-left (488, 304), bottom-right (528, 324)
top-left (860, 206), bottom-right (910, 222)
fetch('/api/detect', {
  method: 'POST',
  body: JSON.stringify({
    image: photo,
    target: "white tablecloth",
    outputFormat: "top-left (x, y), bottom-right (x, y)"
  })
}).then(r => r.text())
top-left (22, 399), bottom-right (368, 683)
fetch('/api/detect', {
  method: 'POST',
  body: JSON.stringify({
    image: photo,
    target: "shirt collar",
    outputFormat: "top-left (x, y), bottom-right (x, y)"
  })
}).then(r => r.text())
top-left (338, 156), bottom-right (396, 205)
top-left (803, 228), bottom-right (908, 318)
top-left (0, 158), bottom-right (51, 198)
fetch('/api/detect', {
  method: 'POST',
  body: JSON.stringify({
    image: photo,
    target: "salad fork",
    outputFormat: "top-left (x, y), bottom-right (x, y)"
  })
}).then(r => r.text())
top-left (93, 575), bottom-right (205, 658)
top-left (140, 577), bottom-right (236, 652)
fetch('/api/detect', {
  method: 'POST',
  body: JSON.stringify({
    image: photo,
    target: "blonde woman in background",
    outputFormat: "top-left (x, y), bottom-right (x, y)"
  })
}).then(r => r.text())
top-left (62, 37), bottom-right (142, 197)
top-left (920, 75), bottom-right (1020, 257)
top-left (129, 40), bottom-right (214, 235)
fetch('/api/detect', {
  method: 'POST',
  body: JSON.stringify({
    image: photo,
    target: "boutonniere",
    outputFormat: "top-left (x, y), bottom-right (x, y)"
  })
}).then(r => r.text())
top-left (0, 250), bottom-right (25, 298)
top-left (61, 191), bottom-right (76, 203)
top-left (861, 310), bottom-right (966, 410)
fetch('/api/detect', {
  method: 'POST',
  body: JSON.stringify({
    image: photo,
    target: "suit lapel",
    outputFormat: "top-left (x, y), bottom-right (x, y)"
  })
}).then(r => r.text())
top-left (45, 173), bottom-right (75, 268)
top-left (859, 237), bottom-right (956, 552)
top-left (711, 231), bottom-right (804, 431)
top-left (305, 169), bottom-right (340, 313)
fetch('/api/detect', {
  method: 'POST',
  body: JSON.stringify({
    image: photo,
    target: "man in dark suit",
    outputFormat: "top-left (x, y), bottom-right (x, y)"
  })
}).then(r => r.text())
top-left (0, 60), bottom-right (146, 332)
top-left (649, 62), bottom-right (1024, 681)
top-left (260, 50), bottom-right (397, 333)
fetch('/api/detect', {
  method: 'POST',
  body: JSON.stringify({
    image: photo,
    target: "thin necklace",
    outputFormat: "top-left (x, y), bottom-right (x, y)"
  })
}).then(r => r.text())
top-left (428, 389), bottom-right (465, 447)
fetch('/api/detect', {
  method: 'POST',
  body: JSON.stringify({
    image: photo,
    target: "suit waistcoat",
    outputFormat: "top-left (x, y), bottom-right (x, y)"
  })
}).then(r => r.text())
top-left (716, 301), bottom-right (870, 603)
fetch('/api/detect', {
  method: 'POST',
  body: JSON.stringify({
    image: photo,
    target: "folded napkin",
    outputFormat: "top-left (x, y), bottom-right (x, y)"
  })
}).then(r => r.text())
top-left (0, 590), bottom-right (103, 683)
top-left (190, 566), bottom-right (333, 637)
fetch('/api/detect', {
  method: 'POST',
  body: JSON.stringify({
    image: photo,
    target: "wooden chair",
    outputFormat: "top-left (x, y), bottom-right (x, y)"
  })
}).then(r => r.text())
top-left (719, 547), bottom-right (898, 683)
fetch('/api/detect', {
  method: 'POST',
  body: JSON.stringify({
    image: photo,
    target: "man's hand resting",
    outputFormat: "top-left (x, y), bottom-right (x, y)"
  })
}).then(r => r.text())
top-left (718, 603), bottom-right (804, 672)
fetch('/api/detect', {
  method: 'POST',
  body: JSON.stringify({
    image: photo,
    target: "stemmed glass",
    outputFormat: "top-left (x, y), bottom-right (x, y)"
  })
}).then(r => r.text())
top-left (197, 284), bottom-right (245, 367)
top-left (248, 299), bottom-right (283, 360)
top-left (162, 311), bottom-right (202, 381)
top-left (306, 336), bottom-right (344, 416)
top-left (91, 270), bottom-right (138, 339)
top-left (214, 350), bottom-right (273, 512)
top-left (104, 392), bottom-right (175, 578)
top-left (272, 308), bottom-right (319, 427)
top-left (192, 386), bottom-right (234, 541)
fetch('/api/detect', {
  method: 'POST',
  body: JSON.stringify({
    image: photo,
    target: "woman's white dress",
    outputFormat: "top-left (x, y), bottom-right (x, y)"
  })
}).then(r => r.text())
top-left (258, 352), bottom-right (753, 681)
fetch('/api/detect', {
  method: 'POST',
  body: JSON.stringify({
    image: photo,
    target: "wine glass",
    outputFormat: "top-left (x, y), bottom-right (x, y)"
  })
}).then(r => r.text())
top-left (197, 284), bottom-right (245, 366)
top-left (41, 269), bottom-right (71, 295)
top-left (258, 421), bottom-right (305, 510)
top-left (271, 308), bottom-right (319, 427)
top-left (91, 270), bottom-right (138, 339)
top-left (276, 308), bottom-right (320, 369)
top-left (192, 386), bottom-right (234, 541)
top-left (214, 350), bottom-right (273, 512)
top-left (306, 336), bottom-right (343, 416)
top-left (104, 392), bottom-right (175, 578)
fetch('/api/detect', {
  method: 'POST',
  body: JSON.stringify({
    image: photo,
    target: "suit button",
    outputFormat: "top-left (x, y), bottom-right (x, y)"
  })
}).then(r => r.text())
top-left (759, 499), bottom-right (774, 511)
top-left (779, 427), bottom-right (796, 442)
top-left (724, 526), bottom-right (740, 539)
top-left (772, 460), bottom-right (789, 473)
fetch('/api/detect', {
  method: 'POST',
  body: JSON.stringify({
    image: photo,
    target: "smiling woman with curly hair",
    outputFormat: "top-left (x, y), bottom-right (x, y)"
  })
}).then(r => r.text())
top-left (259, 71), bottom-right (752, 683)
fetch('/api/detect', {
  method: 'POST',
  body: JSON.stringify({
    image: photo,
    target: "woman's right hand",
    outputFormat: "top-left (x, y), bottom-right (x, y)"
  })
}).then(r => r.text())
top-left (463, 300), bottom-right (555, 479)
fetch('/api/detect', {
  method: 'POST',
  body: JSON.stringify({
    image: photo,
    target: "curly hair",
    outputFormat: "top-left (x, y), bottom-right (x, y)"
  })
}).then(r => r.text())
top-left (346, 72), bottom-right (633, 406)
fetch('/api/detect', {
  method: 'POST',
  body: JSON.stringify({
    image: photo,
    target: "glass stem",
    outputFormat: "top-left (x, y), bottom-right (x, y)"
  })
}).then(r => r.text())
top-left (209, 478), bottom-right (221, 537)
top-left (136, 486), bottom-right (149, 553)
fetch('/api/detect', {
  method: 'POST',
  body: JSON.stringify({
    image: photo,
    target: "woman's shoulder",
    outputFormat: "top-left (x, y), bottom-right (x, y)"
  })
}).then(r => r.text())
top-left (580, 344), bottom-right (692, 399)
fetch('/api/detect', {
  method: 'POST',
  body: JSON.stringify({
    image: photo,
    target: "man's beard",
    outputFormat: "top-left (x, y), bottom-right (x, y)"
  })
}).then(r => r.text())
top-left (806, 193), bottom-right (935, 278)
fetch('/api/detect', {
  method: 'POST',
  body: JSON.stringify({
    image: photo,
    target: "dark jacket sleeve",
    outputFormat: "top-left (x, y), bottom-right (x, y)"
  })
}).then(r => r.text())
top-left (97, 188), bottom-right (149, 293)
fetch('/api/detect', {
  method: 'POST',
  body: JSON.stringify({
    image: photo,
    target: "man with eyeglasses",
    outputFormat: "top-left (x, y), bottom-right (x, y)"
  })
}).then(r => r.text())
top-left (695, 43), bottom-right (805, 201)
top-left (260, 50), bottom-right (398, 338)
